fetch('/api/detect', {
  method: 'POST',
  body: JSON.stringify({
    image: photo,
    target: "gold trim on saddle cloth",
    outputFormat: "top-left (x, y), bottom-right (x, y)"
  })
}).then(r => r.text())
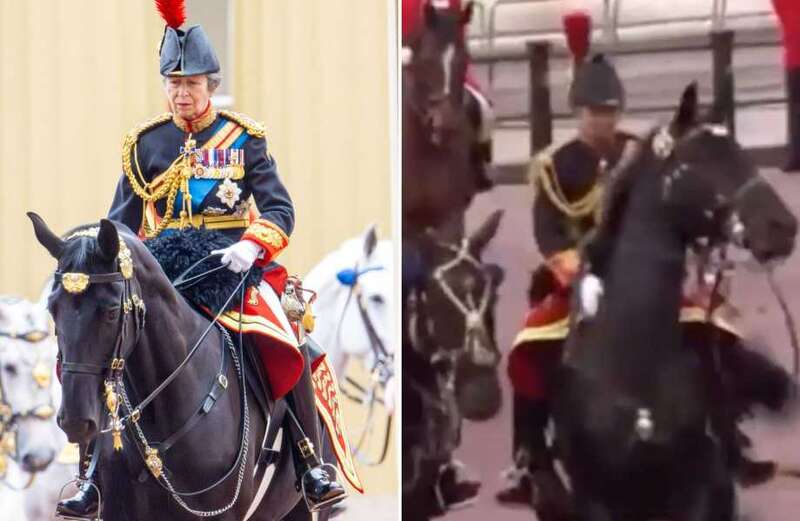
top-left (312, 356), bottom-right (365, 493)
top-left (216, 311), bottom-right (299, 349)
top-left (512, 317), bottom-right (571, 347)
top-left (512, 307), bottom-right (739, 349)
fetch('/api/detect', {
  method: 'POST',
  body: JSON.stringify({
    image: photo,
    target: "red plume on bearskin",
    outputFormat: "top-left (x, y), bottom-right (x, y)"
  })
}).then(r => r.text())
top-left (562, 10), bottom-right (592, 63)
top-left (155, 0), bottom-right (186, 29)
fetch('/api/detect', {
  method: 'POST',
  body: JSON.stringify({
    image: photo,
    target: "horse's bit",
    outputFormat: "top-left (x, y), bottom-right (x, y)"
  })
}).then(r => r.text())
top-left (0, 326), bottom-right (55, 490)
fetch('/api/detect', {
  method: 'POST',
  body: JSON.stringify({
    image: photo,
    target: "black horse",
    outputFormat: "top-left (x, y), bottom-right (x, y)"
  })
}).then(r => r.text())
top-left (403, 1), bottom-right (482, 235)
top-left (28, 215), bottom-right (330, 521)
top-left (554, 84), bottom-right (798, 520)
top-left (402, 210), bottom-right (504, 520)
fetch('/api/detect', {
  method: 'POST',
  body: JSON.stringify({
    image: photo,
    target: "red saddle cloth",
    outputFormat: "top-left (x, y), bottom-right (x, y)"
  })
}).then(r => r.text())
top-left (507, 285), bottom-right (741, 401)
top-left (215, 266), bottom-right (305, 401)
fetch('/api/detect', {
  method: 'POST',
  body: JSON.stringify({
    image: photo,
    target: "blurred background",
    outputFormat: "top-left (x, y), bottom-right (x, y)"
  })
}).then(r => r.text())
top-left (0, 0), bottom-right (397, 519)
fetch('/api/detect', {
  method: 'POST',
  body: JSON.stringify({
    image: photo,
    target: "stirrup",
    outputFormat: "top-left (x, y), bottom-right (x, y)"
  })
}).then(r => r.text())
top-left (300, 462), bottom-right (348, 513)
top-left (55, 478), bottom-right (103, 521)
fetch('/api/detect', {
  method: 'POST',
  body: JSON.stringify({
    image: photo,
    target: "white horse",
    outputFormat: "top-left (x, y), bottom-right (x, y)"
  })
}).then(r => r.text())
top-left (304, 226), bottom-right (395, 464)
top-left (0, 295), bottom-right (77, 521)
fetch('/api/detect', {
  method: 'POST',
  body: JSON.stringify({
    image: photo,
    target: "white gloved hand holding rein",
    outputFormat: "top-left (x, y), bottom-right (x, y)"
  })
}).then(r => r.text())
top-left (579, 273), bottom-right (604, 318)
top-left (212, 240), bottom-right (265, 273)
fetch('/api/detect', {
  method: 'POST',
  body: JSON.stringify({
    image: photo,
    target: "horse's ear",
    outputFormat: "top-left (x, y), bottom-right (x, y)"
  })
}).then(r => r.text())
top-left (469, 209), bottom-right (504, 257)
top-left (672, 81), bottom-right (698, 136)
top-left (27, 212), bottom-right (65, 260)
top-left (424, 2), bottom-right (438, 28)
top-left (363, 224), bottom-right (378, 259)
top-left (461, 1), bottom-right (474, 25)
top-left (97, 219), bottom-right (120, 261)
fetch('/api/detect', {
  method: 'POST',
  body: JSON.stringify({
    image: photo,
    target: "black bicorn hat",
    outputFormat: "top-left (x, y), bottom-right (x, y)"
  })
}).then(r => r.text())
top-left (155, 0), bottom-right (220, 77)
top-left (570, 54), bottom-right (625, 109)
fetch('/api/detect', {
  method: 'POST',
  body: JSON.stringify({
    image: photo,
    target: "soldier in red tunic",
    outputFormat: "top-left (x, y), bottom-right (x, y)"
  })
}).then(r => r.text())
top-left (772, 0), bottom-right (800, 171)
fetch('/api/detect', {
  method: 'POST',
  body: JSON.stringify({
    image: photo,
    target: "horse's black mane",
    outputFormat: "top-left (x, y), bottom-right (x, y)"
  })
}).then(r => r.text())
top-left (145, 229), bottom-right (265, 313)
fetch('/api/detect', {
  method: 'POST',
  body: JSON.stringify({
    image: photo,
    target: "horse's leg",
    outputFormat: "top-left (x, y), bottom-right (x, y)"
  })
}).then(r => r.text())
top-left (669, 443), bottom-right (736, 521)
top-left (571, 490), bottom-right (614, 521)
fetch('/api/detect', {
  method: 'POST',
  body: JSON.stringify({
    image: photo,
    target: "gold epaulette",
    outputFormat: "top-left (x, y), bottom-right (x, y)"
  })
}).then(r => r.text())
top-left (529, 145), bottom-right (602, 220)
top-left (121, 112), bottom-right (172, 147)
top-left (218, 110), bottom-right (266, 138)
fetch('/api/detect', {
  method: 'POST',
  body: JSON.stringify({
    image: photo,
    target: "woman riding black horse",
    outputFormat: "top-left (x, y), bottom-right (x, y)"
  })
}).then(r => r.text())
top-left (52, 1), bottom-right (345, 518)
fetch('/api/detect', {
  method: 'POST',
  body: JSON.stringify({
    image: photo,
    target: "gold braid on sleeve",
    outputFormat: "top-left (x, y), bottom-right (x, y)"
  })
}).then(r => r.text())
top-left (121, 113), bottom-right (191, 237)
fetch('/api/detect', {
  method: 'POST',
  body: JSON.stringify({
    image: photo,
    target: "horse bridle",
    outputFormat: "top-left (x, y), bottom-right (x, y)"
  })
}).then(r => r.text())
top-left (0, 328), bottom-right (56, 490)
top-left (426, 234), bottom-right (498, 368)
top-left (51, 230), bottom-right (254, 517)
top-left (334, 263), bottom-right (394, 465)
top-left (654, 124), bottom-right (800, 386)
top-left (655, 124), bottom-right (767, 250)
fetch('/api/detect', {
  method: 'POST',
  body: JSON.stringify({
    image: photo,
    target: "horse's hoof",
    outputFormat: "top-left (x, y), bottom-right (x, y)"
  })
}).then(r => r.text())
top-left (495, 474), bottom-right (533, 506)
top-left (531, 469), bottom-right (574, 521)
top-left (736, 459), bottom-right (777, 488)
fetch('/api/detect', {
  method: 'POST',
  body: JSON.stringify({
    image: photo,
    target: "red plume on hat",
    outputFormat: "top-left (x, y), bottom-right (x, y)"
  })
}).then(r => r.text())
top-left (155, 0), bottom-right (186, 29)
top-left (562, 10), bottom-right (592, 64)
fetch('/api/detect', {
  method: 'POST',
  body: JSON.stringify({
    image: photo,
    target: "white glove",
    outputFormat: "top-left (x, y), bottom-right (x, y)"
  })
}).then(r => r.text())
top-left (579, 273), bottom-right (604, 318)
top-left (212, 240), bottom-right (264, 273)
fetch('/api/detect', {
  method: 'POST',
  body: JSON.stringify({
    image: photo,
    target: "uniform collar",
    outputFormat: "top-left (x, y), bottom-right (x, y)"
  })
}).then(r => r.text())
top-left (172, 101), bottom-right (217, 133)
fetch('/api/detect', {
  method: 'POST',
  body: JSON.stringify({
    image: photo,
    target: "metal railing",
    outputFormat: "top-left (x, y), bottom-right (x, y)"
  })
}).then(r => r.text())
top-left (481, 0), bottom-right (775, 93)
top-left (489, 28), bottom-right (786, 184)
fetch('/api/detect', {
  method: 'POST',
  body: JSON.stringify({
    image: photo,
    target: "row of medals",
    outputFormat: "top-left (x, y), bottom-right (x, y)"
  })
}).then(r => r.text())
top-left (191, 148), bottom-right (245, 180)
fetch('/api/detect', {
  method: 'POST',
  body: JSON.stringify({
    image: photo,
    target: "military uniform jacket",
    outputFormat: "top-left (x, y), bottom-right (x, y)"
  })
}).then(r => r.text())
top-left (531, 131), bottom-right (637, 259)
top-left (108, 108), bottom-right (294, 263)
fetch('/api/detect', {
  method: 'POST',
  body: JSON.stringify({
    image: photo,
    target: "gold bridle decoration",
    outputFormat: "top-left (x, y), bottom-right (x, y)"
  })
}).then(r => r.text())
top-left (59, 228), bottom-right (135, 295)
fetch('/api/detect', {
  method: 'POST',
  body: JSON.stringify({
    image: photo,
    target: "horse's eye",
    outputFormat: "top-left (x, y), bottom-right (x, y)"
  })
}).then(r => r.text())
top-left (369, 294), bottom-right (385, 306)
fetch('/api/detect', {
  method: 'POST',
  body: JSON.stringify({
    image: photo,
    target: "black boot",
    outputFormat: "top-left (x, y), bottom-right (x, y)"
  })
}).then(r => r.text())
top-left (732, 426), bottom-right (777, 487)
top-left (783, 67), bottom-right (800, 172)
top-left (498, 398), bottom-right (571, 519)
top-left (56, 443), bottom-right (99, 520)
top-left (496, 448), bottom-right (534, 506)
top-left (286, 343), bottom-right (346, 512)
top-left (292, 433), bottom-right (347, 511)
top-left (56, 482), bottom-right (100, 520)
top-left (496, 393), bottom-right (537, 506)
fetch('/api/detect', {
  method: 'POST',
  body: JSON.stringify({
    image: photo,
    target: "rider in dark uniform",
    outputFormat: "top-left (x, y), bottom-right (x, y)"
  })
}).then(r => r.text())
top-left (495, 54), bottom-right (635, 511)
top-left (497, 54), bottom-right (781, 512)
top-left (56, 9), bottom-right (345, 520)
